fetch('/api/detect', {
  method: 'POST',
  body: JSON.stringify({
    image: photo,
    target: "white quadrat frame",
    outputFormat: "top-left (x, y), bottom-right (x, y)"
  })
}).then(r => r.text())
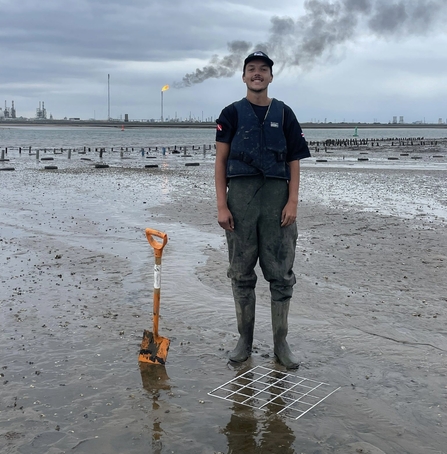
top-left (208, 365), bottom-right (341, 420)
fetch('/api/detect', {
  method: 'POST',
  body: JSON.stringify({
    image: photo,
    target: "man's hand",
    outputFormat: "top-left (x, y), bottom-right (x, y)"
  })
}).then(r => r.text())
top-left (281, 200), bottom-right (297, 227)
top-left (281, 160), bottom-right (300, 227)
top-left (218, 207), bottom-right (234, 231)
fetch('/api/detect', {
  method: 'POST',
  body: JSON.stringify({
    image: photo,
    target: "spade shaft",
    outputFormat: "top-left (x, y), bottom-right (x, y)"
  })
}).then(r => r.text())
top-left (139, 228), bottom-right (170, 365)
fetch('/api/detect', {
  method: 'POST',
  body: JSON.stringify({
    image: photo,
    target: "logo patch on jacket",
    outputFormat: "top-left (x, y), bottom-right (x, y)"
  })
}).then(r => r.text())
top-left (216, 124), bottom-right (223, 131)
top-left (270, 122), bottom-right (279, 128)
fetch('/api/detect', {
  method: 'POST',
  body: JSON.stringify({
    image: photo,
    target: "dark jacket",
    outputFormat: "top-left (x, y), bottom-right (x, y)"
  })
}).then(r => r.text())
top-left (226, 98), bottom-right (290, 179)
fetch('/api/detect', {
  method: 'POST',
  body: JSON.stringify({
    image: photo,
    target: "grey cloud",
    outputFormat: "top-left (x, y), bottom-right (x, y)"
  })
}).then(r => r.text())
top-left (0, 0), bottom-right (238, 63)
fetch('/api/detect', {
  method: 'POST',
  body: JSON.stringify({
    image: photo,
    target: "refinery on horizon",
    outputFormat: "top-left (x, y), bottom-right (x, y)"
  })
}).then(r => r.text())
top-left (1, 99), bottom-right (446, 127)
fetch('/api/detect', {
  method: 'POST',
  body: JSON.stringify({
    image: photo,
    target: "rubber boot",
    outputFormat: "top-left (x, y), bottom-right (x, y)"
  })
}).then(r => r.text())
top-left (229, 293), bottom-right (255, 363)
top-left (271, 300), bottom-right (300, 369)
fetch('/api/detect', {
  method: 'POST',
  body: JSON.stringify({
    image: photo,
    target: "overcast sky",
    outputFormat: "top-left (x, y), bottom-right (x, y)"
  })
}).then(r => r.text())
top-left (1, 0), bottom-right (446, 123)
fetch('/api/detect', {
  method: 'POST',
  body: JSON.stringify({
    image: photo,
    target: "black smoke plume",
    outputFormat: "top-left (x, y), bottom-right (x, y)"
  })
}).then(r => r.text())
top-left (174, 0), bottom-right (446, 87)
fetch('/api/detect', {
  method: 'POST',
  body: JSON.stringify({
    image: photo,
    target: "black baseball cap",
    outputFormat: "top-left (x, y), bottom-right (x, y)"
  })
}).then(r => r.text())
top-left (243, 51), bottom-right (274, 70)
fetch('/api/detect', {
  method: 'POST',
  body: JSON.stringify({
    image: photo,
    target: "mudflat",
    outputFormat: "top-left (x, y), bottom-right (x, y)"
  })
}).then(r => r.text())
top-left (1, 144), bottom-right (446, 454)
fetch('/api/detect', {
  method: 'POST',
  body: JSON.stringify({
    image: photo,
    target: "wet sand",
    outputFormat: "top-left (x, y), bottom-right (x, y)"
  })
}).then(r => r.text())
top-left (1, 144), bottom-right (446, 453)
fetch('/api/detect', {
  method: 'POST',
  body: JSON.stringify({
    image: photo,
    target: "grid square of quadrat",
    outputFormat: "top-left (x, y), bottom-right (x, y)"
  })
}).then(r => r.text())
top-left (208, 365), bottom-right (340, 420)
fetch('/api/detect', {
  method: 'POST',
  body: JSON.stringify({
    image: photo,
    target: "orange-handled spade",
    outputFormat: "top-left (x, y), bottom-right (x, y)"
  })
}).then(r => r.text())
top-left (138, 228), bottom-right (170, 365)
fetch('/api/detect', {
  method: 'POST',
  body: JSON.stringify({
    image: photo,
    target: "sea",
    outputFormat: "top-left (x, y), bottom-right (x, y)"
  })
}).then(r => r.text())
top-left (1, 125), bottom-right (447, 149)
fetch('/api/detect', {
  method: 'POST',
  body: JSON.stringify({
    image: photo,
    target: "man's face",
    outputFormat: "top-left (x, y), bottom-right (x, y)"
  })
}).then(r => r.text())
top-left (242, 59), bottom-right (273, 93)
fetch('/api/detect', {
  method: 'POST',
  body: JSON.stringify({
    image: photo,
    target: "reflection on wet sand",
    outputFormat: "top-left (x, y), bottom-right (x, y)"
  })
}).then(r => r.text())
top-left (139, 363), bottom-right (171, 454)
top-left (222, 365), bottom-right (295, 454)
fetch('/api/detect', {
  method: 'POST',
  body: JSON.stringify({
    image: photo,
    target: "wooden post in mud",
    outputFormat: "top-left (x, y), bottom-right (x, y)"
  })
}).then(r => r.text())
top-left (1, 150), bottom-right (4, 160)
top-left (203, 144), bottom-right (206, 156)
top-left (36, 150), bottom-right (40, 160)
top-left (29, 146), bottom-right (32, 154)
top-left (68, 149), bottom-right (72, 159)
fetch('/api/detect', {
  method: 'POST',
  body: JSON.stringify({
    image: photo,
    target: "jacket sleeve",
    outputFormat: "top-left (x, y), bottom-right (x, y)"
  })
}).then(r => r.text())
top-left (283, 105), bottom-right (311, 162)
top-left (216, 104), bottom-right (238, 144)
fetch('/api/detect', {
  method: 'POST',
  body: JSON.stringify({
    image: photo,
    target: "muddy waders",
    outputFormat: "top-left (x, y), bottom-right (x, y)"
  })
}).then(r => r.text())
top-left (271, 299), bottom-right (300, 369)
top-left (229, 296), bottom-right (300, 369)
top-left (229, 284), bottom-right (256, 362)
top-left (226, 176), bottom-right (300, 368)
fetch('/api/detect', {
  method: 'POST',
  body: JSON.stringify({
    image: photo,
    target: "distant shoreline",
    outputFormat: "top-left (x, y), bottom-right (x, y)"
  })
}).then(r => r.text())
top-left (1, 119), bottom-right (447, 129)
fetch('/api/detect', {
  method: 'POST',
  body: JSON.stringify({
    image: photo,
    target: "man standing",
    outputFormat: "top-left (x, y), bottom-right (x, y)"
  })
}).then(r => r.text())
top-left (215, 51), bottom-right (310, 369)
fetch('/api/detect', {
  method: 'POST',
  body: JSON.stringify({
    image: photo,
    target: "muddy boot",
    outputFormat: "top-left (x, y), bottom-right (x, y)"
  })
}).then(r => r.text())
top-left (271, 300), bottom-right (300, 369)
top-left (229, 293), bottom-right (255, 363)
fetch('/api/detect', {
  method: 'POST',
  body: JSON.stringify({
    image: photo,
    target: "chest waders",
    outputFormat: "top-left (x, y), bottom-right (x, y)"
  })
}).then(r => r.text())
top-left (226, 176), bottom-right (300, 369)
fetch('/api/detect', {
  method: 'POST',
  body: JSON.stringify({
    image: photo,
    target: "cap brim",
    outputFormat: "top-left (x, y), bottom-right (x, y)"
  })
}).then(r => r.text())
top-left (244, 56), bottom-right (273, 67)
